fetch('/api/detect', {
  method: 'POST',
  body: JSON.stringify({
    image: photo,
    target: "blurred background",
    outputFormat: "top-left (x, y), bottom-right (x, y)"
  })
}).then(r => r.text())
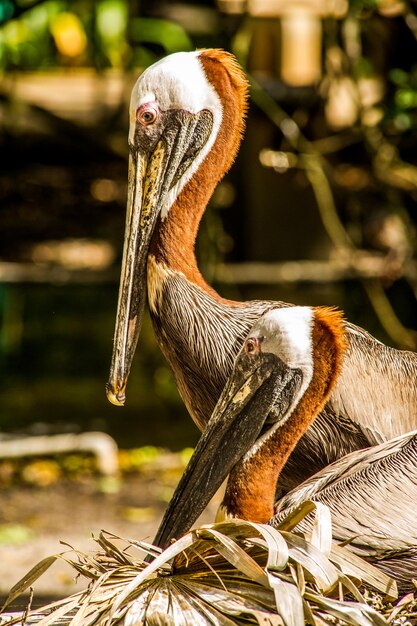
top-left (0, 0), bottom-right (417, 598)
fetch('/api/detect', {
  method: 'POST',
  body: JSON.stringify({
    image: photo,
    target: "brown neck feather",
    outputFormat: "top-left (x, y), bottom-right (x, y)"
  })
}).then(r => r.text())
top-left (223, 307), bottom-right (347, 523)
top-left (150, 50), bottom-right (248, 298)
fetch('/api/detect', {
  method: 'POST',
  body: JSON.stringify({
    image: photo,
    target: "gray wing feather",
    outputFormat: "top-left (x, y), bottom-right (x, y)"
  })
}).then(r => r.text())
top-left (331, 323), bottom-right (417, 441)
top-left (273, 430), bottom-right (417, 553)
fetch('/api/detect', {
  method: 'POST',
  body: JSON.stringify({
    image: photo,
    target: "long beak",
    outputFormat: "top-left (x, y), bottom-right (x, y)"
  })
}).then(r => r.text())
top-left (106, 147), bottom-right (159, 406)
top-left (106, 111), bottom-right (209, 406)
top-left (153, 351), bottom-right (291, 550)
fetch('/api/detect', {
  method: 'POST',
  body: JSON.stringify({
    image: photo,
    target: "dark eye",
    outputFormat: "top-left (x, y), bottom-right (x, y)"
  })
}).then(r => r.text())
top-left (245, 338), bottom-right (258, 354)
top-left (137, 104), bottom-right (159, 126)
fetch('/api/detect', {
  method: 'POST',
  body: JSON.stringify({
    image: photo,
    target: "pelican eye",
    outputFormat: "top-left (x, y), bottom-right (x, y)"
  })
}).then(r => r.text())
top-left (137, 104), bottom-right (159, 126)
top-left (245, 338), bottom-right (260, 354)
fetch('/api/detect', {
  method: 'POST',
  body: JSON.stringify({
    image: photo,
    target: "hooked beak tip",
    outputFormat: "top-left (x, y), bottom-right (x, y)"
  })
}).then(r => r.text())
top-left (106, 382), bottom-right (126, 406)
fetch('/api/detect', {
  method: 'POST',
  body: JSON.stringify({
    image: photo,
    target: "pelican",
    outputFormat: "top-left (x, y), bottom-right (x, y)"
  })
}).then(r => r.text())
top-left (153, 305), bottom-right (417, 592)
top-left (106, 49), bottom-right (417, 493)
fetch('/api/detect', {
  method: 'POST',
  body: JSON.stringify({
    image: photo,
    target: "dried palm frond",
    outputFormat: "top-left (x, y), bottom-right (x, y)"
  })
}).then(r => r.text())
top-left (0, 502), bottom-right (402, 626)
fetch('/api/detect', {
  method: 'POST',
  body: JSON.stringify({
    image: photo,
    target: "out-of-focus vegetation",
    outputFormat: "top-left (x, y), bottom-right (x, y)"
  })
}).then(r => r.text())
top-left (0, 0), bottom-right (193, 69)
top-left (0, 445), bottom-right (193, 489)
top-left (0, 0), bottom-right (416, 447)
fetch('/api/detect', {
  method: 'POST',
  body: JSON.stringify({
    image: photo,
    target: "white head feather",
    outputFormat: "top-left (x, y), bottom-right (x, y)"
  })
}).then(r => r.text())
top-left (129, 52), bottom-right (223, 218)
top-left (242, 307), bottom-right (315, 458)
top-left (254, 307), bottom-right (314, 374)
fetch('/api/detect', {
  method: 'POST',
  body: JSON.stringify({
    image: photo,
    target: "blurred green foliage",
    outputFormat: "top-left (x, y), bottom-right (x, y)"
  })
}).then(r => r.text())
top-left (387, 67), bottom-right (417, 131)
top-left (0, 445), bottom-right (194, 489)
top-left (0, 0), bottom-right (193, 70)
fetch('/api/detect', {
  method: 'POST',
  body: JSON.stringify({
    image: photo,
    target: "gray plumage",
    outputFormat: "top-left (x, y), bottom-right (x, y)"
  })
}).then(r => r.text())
top-left (272, 431), bottom-right (417, 591)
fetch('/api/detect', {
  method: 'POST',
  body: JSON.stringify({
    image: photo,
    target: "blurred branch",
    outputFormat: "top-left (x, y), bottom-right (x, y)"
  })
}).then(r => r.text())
top-left (365, 125), bottom-right (417, 191)
top-left (5, 255), bottom-right (417, 286)
top-left (311, 132), bottom-right (362, 155)
top-left (301, 154), bottom-right (352, 252)
top-left (216, 254), bottom-right (417, 285)
top-left (0, 262), bottom-right (117, 284)
top-left (0, 432), bottom-right (119, 476)
top-left (364, 280), bottom-right (417, 349)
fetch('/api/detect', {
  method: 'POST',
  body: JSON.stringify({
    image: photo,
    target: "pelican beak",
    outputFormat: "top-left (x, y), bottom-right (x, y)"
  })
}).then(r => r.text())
top-left (153, 349), bottom-right (295, 550)
top-left (106, 148), bottom-right (156, 406)
top-left (106, 109), bottom-right (213, 406)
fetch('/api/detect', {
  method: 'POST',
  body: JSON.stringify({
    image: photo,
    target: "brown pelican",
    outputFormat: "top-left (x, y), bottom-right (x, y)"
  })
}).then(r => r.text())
top-left (153, 305), bottom-right (417, 592)
top-left (106, 48), bottom-right (417, 493)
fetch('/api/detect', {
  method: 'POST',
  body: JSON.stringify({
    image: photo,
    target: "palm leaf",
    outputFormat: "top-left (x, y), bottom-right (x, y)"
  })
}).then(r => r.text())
top-left (0, 503), bottom-right (400, 626)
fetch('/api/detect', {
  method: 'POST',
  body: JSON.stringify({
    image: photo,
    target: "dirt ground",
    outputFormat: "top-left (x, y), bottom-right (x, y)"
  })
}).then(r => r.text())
top-left (0, 460), bottom-right (220, 610)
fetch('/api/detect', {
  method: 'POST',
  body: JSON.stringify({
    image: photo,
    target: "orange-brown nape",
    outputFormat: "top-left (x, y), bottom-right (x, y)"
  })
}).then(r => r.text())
top-left (152, 50), bottom-right (249, 293)
top-left (221, 306), bottom-right (347, 523)
top-left (199, 49), bottom-right (249, 167)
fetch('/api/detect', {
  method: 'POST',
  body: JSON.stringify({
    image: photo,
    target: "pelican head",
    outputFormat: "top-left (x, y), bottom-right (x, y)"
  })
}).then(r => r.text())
top-left (106, 50), bottom-right (248, 406)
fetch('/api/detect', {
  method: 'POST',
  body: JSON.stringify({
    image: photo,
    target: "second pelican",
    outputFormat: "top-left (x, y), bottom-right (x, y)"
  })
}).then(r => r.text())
top-left (154, 306), bottom-right (417, 592)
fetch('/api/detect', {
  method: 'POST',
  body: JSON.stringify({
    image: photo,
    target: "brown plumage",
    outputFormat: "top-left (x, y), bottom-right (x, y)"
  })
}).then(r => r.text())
top-left (107, 48), bottom-right (417, 494)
